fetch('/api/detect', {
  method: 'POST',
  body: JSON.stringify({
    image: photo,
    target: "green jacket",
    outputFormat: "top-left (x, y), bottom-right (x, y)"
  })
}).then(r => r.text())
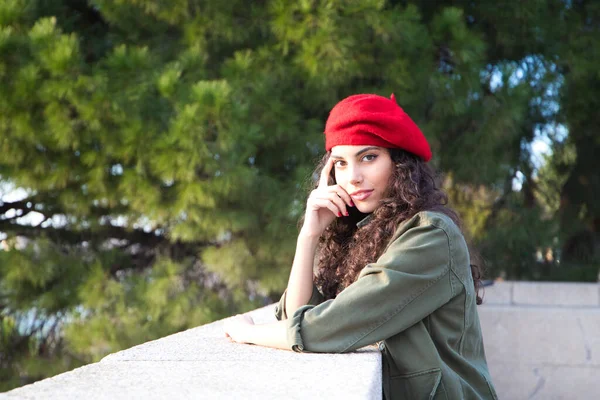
top-left (275, 211), bottom-right (498, 400)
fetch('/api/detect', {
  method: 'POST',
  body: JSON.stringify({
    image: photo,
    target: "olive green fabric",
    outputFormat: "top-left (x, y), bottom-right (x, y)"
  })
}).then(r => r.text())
top-left (274, 211), bottom-right (497, 400)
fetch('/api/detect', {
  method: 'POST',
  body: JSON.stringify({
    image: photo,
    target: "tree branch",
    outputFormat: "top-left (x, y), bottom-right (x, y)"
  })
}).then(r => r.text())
top-left (0, 220), bottom-right (166, 246)
top-left (0, 200), bottom-right (33, 215)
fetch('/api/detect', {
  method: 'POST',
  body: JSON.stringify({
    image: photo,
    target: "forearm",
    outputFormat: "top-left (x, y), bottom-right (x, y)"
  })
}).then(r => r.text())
top-left (245, 320), bottom-right (290, 350)
top-left (285, 231), bottom-right (320, 317)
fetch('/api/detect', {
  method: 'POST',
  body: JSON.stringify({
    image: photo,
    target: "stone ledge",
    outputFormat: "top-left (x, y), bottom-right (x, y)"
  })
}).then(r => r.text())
top-left (4, 281), bottom-right (600, 400)
top-left (2, 305), bottom-right (381, 400)
top-left (482, 281), bottom-right (599, 307)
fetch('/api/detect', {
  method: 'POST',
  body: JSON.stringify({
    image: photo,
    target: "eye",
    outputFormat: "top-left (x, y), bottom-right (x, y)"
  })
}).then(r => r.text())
top-left (362, 154), bottom-right (378, 162)
top-left (333, 160), bottom-right (346, 168)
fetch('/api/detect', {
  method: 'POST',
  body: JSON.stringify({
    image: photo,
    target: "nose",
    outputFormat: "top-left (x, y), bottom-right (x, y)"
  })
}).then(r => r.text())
top-left (348, 164), bottom-right (363, 185)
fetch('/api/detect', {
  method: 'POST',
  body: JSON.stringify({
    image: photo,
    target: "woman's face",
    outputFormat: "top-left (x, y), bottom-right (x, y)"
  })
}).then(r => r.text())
top-left (330, 145), bottom-right (394, 214)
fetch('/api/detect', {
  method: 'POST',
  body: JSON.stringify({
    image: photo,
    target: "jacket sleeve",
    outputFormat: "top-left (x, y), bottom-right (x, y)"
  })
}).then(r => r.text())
top-left (286, 223), bottom-right (457, 353)
top-left (274, 282), bottom-right (326, 321)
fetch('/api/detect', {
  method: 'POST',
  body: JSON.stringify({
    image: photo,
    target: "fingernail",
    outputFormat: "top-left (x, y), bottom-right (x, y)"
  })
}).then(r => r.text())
top-left (350, 201), bottom-right (355, 207)
top-left (345, 211), bottom-right (349, 216)
top-left (338, 212), bottom-right (342, 217)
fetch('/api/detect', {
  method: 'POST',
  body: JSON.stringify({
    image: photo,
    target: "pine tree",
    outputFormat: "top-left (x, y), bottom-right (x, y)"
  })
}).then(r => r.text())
top-left (1, 0), bottom-right (599, 390)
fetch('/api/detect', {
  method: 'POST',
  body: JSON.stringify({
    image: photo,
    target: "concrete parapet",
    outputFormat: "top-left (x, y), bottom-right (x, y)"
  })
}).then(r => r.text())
top-left (2, 305), bottom-right (381, 400)
top-left (3, 281), bottom-right (599, 399)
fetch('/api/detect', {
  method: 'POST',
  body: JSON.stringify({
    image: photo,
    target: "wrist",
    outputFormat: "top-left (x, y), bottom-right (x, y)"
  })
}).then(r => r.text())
top-left (298, 228), bottom-right (322, 241)
top-left (243, 323), bottom-right (258, 345)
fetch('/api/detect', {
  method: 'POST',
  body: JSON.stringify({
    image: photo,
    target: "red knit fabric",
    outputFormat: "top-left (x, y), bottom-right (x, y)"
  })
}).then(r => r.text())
top-left (324, 94), bottom-right (432, 162)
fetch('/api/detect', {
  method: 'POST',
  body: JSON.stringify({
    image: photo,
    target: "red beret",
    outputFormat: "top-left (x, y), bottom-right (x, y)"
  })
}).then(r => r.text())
top-left (324, 94), bottom-right (432, 162)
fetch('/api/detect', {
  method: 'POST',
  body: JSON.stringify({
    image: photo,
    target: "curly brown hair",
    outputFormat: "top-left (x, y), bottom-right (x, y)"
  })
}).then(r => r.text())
top-left (307, 148), bottom-right (483, 304)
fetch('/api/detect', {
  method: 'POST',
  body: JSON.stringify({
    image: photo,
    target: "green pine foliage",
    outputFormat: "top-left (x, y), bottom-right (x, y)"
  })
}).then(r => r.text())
top-left (1, 0), bottom-right (599, 391)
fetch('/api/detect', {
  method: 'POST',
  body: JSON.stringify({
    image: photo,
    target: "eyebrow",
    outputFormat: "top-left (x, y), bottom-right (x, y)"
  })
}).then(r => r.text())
top-left (330, 146), bottom-right (381, 159)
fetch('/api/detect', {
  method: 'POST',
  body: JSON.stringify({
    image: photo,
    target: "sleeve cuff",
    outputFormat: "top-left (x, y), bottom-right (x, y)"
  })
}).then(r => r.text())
top-left (287, 304), bottom-right (315, 353)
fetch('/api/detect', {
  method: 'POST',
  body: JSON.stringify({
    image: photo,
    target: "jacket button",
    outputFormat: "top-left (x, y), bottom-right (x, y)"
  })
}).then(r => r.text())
top-left (378, 342), bottom-right (385, 351)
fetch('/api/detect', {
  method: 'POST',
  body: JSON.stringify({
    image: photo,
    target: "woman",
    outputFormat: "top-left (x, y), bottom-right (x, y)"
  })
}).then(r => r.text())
top-left (224, 94), bottom-right (498, 399)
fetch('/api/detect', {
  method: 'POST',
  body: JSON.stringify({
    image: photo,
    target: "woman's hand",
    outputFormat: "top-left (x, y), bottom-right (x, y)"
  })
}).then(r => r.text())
top-left (301, 157), bottom-right (354, 238)
top-left (223, 314), bottom-right (255, 344)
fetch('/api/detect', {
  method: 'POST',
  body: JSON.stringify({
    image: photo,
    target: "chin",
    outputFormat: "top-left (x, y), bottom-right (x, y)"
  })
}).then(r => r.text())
top-left (356, 201), bottom-right (378, 214)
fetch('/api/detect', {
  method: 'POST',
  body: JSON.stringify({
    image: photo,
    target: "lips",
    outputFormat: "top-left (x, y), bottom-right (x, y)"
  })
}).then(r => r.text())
top-left (350, 190), bottom-right (374, 201)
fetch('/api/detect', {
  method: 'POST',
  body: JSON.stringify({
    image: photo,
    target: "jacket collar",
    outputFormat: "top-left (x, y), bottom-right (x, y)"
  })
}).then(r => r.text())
top-left (356, 213), bottom-right (374, 228)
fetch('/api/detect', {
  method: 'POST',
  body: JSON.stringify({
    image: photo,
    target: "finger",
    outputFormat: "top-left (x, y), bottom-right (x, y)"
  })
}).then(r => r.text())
top-left (310, 189), bottom-right (345, 215)
top-left (316, 190), bottom-right (349, 216)
top-left (312, 198), bottom-right (343, 217)
top-left (328, 186), bottom-right (354, 207)
top-left (319, 193), bottom-right (348, 216)
top-left (319, 157), bottom-right (335, 188)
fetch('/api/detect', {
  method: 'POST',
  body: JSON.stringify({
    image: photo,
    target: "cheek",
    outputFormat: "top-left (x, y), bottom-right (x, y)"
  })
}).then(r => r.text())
top-left (334, 170), bottom-right (346, 185)
top-left (374, 163), bottom-right (394, 189)
top-left (382, 169), bottom-right (394, 186)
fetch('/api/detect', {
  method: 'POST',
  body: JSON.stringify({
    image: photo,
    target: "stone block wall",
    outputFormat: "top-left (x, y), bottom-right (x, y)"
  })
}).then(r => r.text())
top-left (479, 281), bottom-right (600, 400)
